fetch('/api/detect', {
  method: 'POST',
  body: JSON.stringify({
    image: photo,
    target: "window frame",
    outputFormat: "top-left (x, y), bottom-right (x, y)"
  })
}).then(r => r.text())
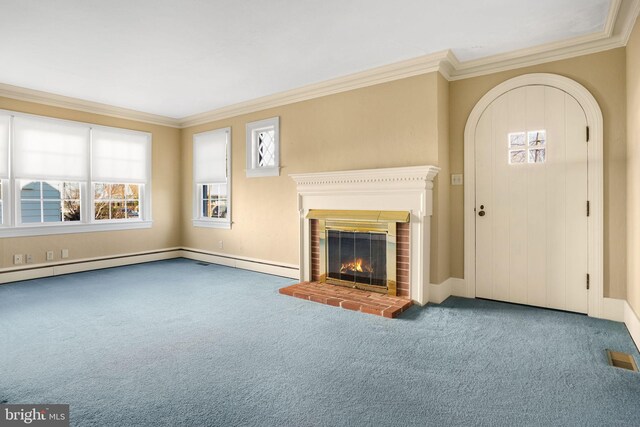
top-left (192, 127), bottom-right (232, 229)
top-left (92, 182), bottom-right (143, 222)
top-left (508, 129), bottom-right (547, 165)
top-left (0, 109), bottom-right (153, 238)
top-left (17, 180), bottom-right (82, 225)
top-left (245, 117), bottom-right (280, 178)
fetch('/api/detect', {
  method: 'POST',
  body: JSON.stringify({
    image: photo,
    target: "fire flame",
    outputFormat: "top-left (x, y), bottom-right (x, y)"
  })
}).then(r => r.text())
top-left (340, 258), bottom-right (373, 274)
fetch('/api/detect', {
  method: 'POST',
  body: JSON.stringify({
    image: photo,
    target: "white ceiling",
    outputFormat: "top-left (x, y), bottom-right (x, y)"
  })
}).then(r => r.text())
top-left (0, 0), bottom-right (612, 119)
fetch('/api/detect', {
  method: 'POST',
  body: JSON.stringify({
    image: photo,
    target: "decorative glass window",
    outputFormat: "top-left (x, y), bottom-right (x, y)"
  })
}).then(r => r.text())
top-left (508, 130), bottom-right (546, 164)
top-left (246, 117), bottom-right (279, 177)
top-left (19, 180), bottom-right (80, 224)
top-left (94, 183), bottom-right (140, 220)
top-left (193, 127), bottom-right (231, 229)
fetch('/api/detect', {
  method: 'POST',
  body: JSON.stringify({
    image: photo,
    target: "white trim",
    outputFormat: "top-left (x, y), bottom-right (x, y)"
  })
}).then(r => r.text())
top-left (182, 54), bottom-right (450, 127)
top-left (0, 219), bottom-right (152, 238)
top-left (0, 1), bottom-right (637, 128)
top-left (0, 248), bottom-right (182, 284)
top-left (191, 219), bottom-right (231, 229)
top-left (603, 297), bottom-right (626, 322)
top-left (178, 0), bottom-right (639, 126)
top-left (0, 247), bottom-right (300, 284)
top-left (180, 247), bottom-right (299, 279)
top-left (448, 0), bottom-right (637, 81)
top-left (428, 278), bottom-right (468, 304)
top-left (290, 166), bottom-right (439, 305)
top-left (464, 73), bottom-right (605, 318)
top-left (449, 278), bottom-right (467, 297)
top-left (0, 83), bottom-right (180, 128)
top-left (624, 301), bottom-right (640, 351)
top-left (245, 167), bottom-right (280, 178)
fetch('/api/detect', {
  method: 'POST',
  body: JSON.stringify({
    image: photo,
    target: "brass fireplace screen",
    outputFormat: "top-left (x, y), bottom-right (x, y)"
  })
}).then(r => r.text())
top-left (307, 210), bottom-right (410, 296)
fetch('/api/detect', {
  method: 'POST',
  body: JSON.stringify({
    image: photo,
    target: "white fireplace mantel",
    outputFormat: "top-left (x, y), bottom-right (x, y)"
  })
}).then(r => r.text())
top-left (290, 165), bottom-right (440, 305)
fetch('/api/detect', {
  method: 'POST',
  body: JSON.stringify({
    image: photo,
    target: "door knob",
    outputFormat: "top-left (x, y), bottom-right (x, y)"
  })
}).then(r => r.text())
top-left (478, 205), bottom-right (486, 216)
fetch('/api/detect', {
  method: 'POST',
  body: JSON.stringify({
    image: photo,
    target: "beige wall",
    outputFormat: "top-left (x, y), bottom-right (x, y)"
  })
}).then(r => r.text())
top-left (0, 44), bottom-right (632, 300)
top-left (627, 18), bottom-right (640, 314)
top-left (449, 48), bottom-right (628, 298)
top-left (181, 72), bottom-right (450, 283)
top-left (433, 73), bottom-right (450, 283)
top-left (0, 97), bottom-right (182, 267)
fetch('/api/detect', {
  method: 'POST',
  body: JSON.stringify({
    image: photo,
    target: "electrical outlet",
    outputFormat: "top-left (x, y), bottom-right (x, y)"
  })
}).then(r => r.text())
top-left (61, 249), bottom-right (69, 259)
top-left (451, 174), bottom-right (463, 186)
top-left (218, 241), bottom-right (224, 249)
top-left (13, 254), bottom-right (23, 265)
top-left (26, 254), bottom-right (33, 264)
top-left (46, 251), bottom-right (54, 261)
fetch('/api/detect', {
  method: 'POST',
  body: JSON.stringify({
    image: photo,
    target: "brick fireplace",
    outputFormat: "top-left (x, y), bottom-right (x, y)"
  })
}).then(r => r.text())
top-left (309, 214), bottom-right (410, 297)
top-left (290, 166), bottom-right (439, 305)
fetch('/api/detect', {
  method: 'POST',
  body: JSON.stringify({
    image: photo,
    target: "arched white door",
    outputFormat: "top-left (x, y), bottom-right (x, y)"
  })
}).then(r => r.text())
top-left (474, 85), bottom-right (588, 313)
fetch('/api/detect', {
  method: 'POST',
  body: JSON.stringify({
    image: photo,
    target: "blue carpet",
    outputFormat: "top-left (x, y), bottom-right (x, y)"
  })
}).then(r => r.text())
top-left (1, 258), bottom-right (639, 426)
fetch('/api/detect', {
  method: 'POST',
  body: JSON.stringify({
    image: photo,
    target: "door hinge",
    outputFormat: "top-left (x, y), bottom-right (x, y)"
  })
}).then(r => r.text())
top-left (586, 126), bottom-right (590, 142)
top-left (587, 274), bottom-right (590, 290)
top-left (587, 201), bottom-right (590, 217)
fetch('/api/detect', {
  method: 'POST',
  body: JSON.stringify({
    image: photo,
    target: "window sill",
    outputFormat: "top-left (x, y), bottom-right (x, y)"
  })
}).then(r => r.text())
top-left (246, 167), bottom-right (280, 178)
top-left (0, 220), bottom-right (153, 238)
top-left (192, 219), bottom-right (231, 229)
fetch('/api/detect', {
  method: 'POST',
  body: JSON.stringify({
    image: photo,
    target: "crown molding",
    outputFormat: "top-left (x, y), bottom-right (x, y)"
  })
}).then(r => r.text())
top-left (448, 0), bottom-right (638, 80)
top-left (0, 83), bottom-right (181, 128)
top-left (0, 0), bottom-right (637, 129)
top-left (179, 51), bottom-right (451, 128)
top-left (180, 0), bottom-right (639, 126)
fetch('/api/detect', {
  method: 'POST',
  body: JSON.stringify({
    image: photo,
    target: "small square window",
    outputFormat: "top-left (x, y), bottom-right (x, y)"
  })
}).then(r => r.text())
top-left (529, 148), bottom-right (546, 164)
top-left (508, 130), bottom-right (547, 165)
top-left (509, 132), bottom-right (526, 147)
top-left (528, 130), bottom-right (546, 147)
top-left (509, 150), bottom-right (526, 164)
top-left (246, 117), bottom-right (280, 177)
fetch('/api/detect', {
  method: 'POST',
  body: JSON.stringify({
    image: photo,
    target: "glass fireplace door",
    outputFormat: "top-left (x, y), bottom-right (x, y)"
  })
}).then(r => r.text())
top-left (327, 229), bottom-right (387, 288)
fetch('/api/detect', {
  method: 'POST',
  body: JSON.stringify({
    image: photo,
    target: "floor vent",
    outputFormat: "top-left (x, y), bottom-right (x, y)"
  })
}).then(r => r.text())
top-left (606, 350), bottom-right (638, 372)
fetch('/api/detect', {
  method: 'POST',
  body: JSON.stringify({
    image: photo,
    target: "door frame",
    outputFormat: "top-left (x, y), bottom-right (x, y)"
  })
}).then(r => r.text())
top-left (463, 73), bottom-right (604, 317)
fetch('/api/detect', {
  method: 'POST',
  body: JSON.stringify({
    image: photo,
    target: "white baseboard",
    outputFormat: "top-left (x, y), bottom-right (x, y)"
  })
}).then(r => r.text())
top-left (449, 278), bottom-right (467, 297)
top-left (0, 248), bottom-right (182, 284)
top-left (0, 247), bottom-right (301, 286)
top-left (429, 277), bottom-right (466, 304)
top-left (602, 297), bottom-right (626, 322)
top-left (624, 301), bottom-right (640, 351)
top-left (180, 248), bottom-right (300, 279)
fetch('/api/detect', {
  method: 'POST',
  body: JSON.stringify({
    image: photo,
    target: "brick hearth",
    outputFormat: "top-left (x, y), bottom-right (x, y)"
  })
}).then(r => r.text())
top-left (279, 281), bottom-right (412, 318)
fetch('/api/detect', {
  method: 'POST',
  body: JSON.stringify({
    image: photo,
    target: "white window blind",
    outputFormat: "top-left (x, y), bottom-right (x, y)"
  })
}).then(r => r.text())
top-left (92, 128), bottom-right (150, 183)
top-left (13, 116), bottom-right (89, 181)
top-left (194, 129), bottom-right (228, 184)
top-left (0, 113), bottom-right (9, 179)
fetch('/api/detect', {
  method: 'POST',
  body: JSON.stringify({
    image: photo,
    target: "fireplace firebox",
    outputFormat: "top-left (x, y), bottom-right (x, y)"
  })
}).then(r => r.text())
top-left (307, 210), bottom-right (409, 296)
top-left (327, 230), bottom-right (387, 288)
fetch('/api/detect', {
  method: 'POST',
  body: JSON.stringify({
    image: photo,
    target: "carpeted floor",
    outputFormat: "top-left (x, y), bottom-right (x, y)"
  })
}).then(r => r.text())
top-left (1, 258), bottom-right (639, 426)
